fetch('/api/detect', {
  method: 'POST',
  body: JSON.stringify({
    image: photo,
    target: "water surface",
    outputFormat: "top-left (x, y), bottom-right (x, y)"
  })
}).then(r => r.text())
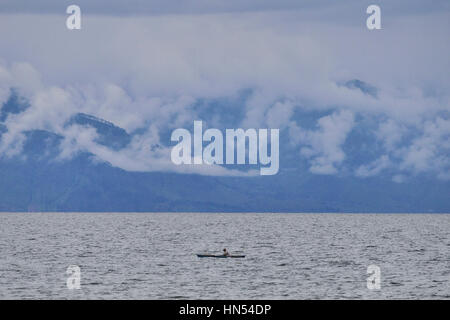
top-left (0, 213), bottom-right (448, 299)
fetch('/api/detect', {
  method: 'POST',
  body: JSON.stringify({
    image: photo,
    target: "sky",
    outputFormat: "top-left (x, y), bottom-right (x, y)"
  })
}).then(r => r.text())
top-left (0, 0), bottom-right (449, 180)
top-left (1, 0), bottom-right (449, 16)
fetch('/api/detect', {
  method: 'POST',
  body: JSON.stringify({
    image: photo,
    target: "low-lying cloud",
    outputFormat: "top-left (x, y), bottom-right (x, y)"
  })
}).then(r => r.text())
top-left (0, 6), bottom-right (449, 180)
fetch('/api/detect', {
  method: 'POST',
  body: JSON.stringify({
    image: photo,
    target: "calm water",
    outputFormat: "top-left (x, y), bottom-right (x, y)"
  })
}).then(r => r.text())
top-left (0, 213), bottom-right (448, 299)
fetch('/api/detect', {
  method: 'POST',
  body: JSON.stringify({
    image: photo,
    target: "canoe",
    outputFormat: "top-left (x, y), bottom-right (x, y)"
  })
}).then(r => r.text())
top-left (196, 254), bottom-right (245, 258)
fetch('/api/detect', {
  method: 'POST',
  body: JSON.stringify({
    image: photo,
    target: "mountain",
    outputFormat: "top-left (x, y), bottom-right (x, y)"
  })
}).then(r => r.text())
top-left (343, 79), bottom-right (378, 98)
top-left (0, 89), bottom-right (29, 122)
top-left (68, 113), bottom-right (131, 150)
top-left (0, 88), bottom-right (449, 212)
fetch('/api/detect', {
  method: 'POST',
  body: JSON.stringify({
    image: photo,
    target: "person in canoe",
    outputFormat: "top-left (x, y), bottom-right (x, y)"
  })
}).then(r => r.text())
top-left (222, 248), bottom-right (230, 256)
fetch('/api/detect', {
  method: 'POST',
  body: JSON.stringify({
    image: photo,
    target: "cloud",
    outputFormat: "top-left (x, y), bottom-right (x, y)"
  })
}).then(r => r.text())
top-left (58, 122), bottom-right (255, 176)
top-left (0, 62), bottom-right (43, 105)
top-left (1, 11), bottom-right (448, 114)
top-left (299, 110), bottom-right (355, 174)
top-left (399, 118), bottom-right (450, 178)
top-left (2, 0), bottom-right (449, 17)
top-left (265, 101), bottom-right (294, 129)
top-left (0, 7), bottom-right (449, 179)
top-left (376, 119), bottom-right (406, 152)
top-left (355, 155), bottom-right (390, 177)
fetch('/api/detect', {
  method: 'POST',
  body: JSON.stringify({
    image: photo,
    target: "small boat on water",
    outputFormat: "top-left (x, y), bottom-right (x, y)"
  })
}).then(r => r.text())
top-left (196, 254), bottom-right (245, 258)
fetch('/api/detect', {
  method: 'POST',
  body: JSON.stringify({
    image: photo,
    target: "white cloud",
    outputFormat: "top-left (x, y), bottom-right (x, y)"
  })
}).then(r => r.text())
top-left (355, 155), bottom-right (390, 177)
top-left (265, 100), bottom-right (294, 129)
top-left (376, 119), bottom-right (406, 152)
top-left (0, 9), bottom-right (449, 179)
top-left (58, 123), bottom-right (256, 176)
top-left (399, 118), bottom-right (450, 178)
top-left (300, 110), bottom-right (355, 174)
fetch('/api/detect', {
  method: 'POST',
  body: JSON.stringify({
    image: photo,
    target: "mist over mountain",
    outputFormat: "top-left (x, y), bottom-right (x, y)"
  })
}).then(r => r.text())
top-left (68, 113), bottom-right (131, 150)
top-left (1, 89), bottom-right (448, 212)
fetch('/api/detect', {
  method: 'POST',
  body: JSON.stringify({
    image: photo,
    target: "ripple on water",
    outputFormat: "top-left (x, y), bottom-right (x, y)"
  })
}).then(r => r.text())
top-left (0, 212), bottom-right (448, 299)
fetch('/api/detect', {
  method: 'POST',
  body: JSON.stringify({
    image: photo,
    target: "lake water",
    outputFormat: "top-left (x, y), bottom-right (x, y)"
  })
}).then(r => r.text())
top-left (0, 213), bottom-right (448, 299)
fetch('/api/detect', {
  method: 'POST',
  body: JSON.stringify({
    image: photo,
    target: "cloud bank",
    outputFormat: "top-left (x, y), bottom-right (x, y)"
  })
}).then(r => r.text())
top-left (0, 4), bottom-right (449, 180)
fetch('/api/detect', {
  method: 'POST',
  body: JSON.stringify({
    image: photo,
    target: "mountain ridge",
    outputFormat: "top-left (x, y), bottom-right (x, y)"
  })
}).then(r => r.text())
top-left (0, 87), bottom-right (449, 212)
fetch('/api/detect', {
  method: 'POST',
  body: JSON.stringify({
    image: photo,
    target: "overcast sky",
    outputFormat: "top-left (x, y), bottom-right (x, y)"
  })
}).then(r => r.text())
top-left (1, 0), bottom-right (448, 15)
top-left (0, 1), bottom-right (449, 179)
